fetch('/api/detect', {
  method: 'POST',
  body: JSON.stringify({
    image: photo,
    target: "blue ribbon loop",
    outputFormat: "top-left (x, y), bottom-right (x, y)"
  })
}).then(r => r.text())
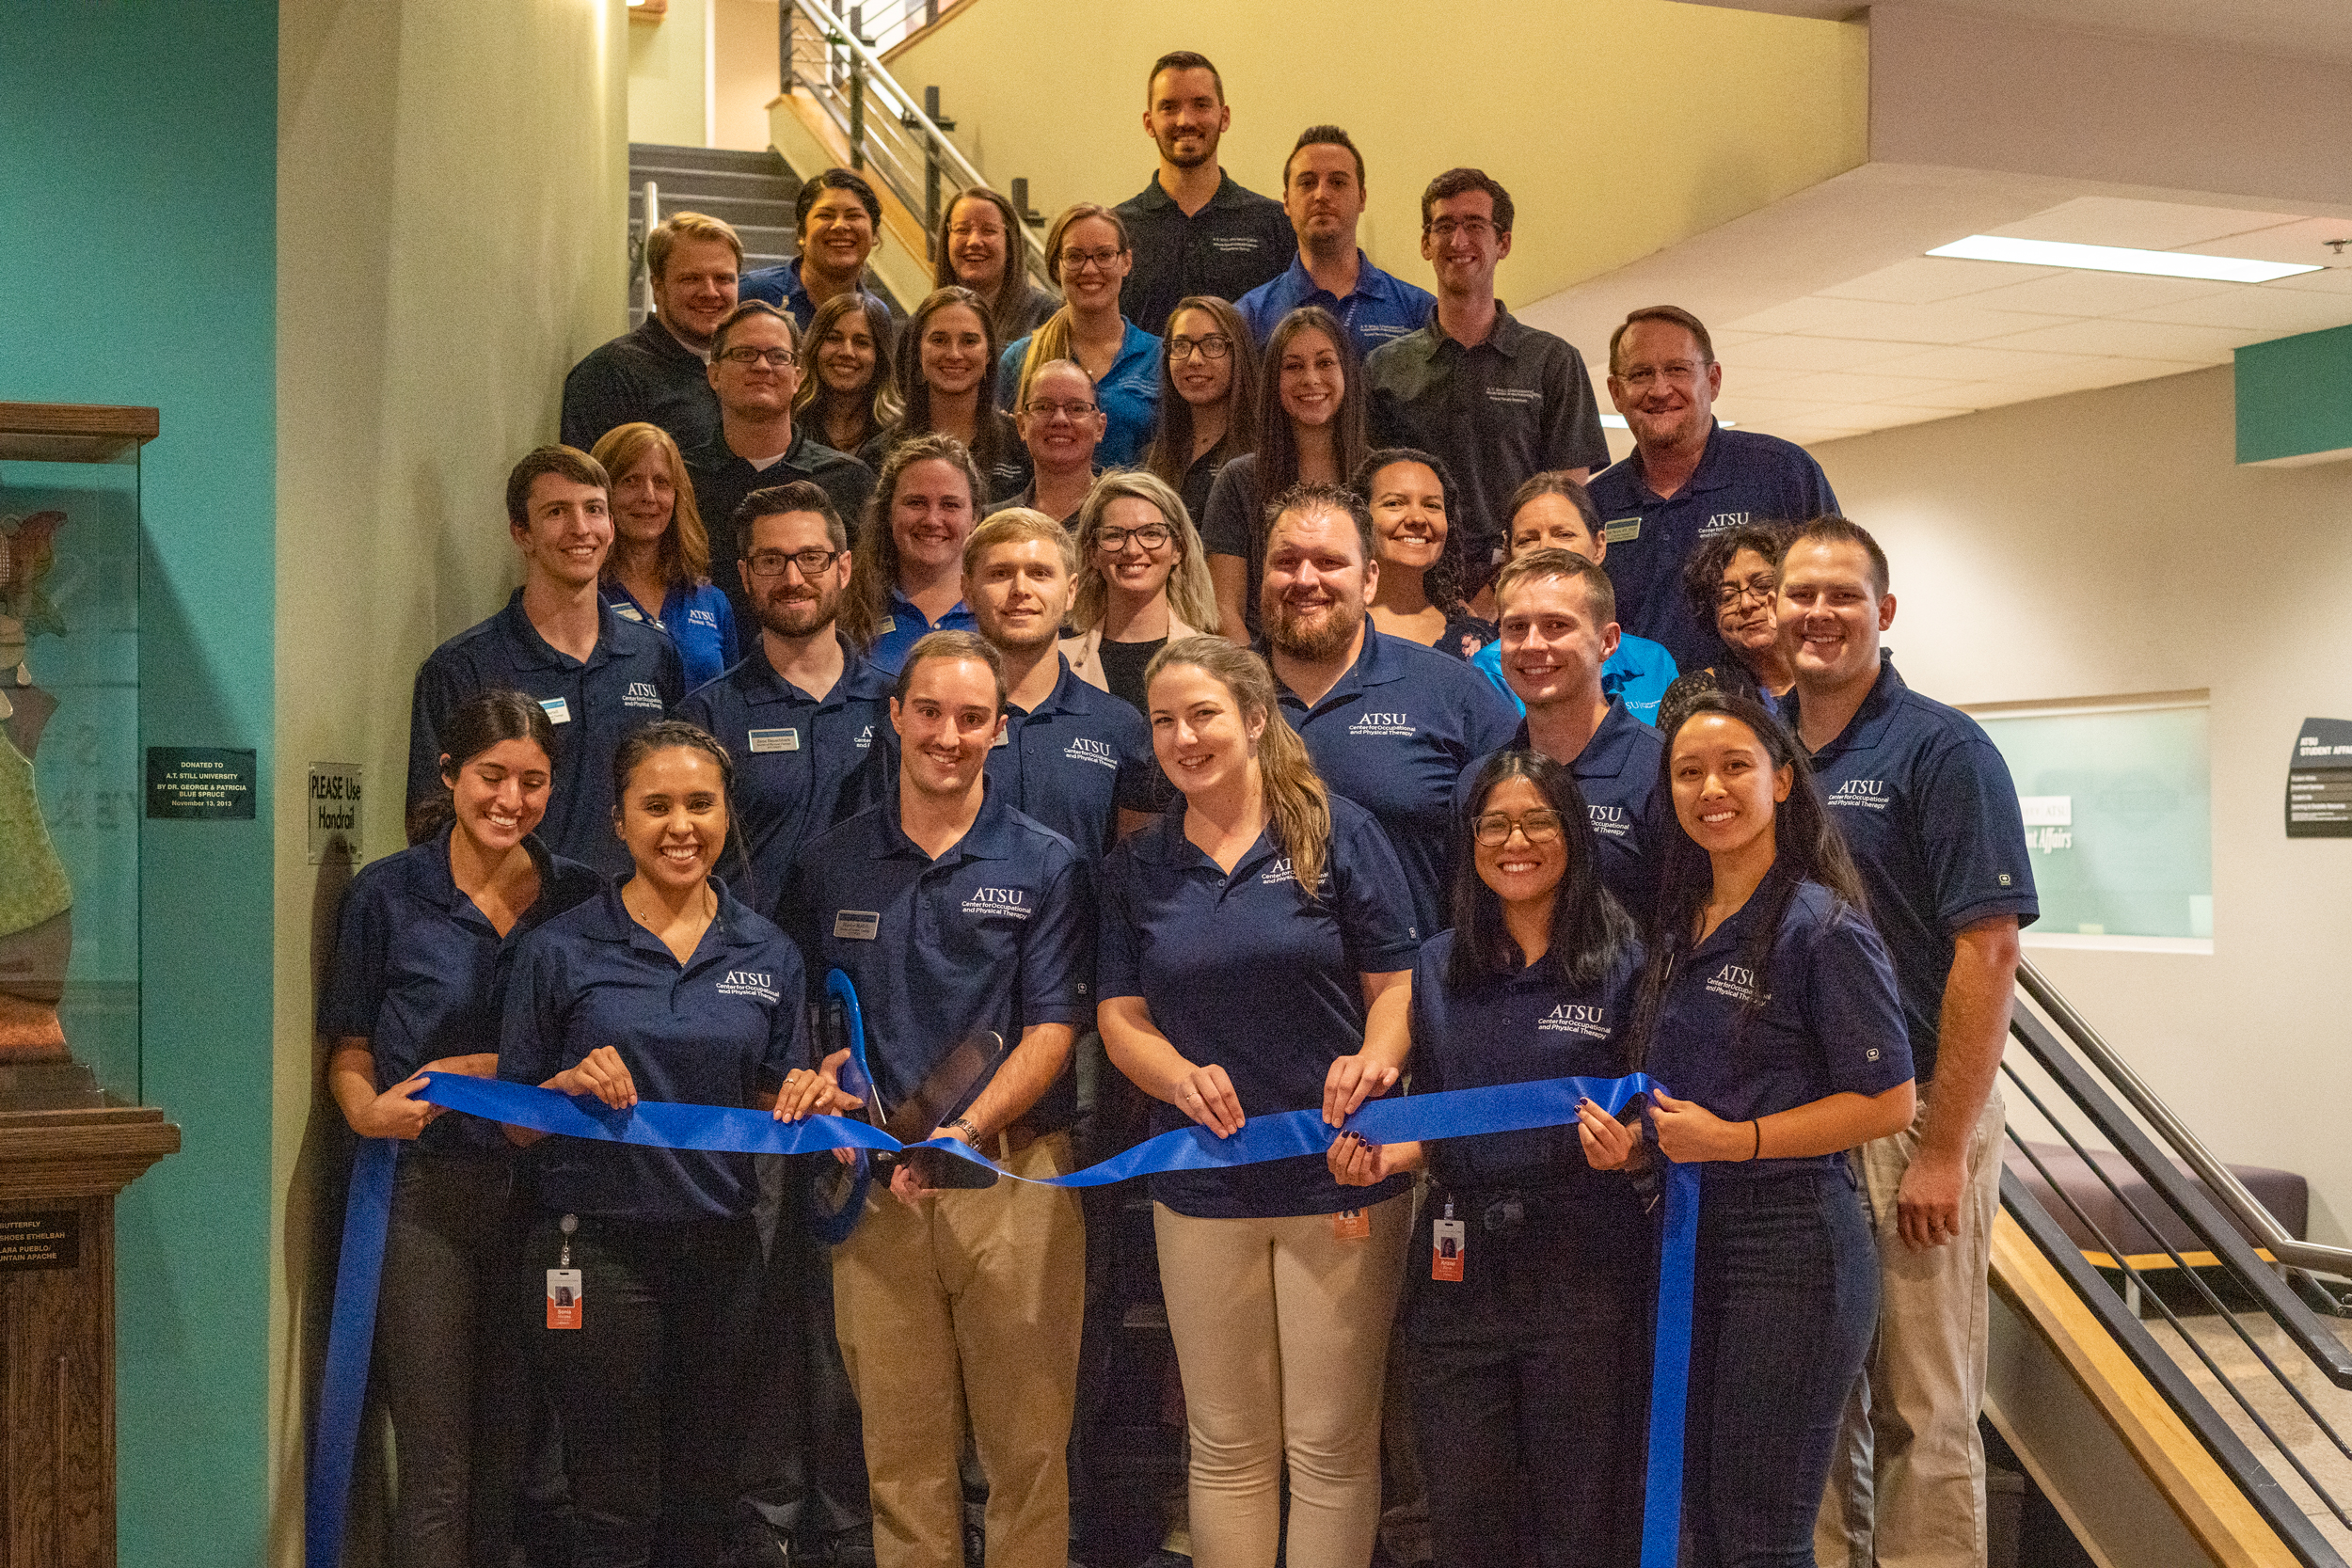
top-left (310, 1069), bottom-right (1700, 1568)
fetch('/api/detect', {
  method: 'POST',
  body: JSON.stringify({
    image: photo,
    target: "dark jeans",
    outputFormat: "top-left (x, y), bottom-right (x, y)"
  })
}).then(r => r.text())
top-left (1405, 1185), bottom-right (1652, 1568)
top-left (524, 1209), bottom-right (764, 1568)
top-left (374, 1148), bottom-right (526, 1568)
top-left (1684, 1165), bottom-right (1880, 1568)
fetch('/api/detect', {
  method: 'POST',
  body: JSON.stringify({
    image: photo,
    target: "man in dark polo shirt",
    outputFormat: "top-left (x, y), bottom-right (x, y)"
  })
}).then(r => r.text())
top-left (1366, 168), bottom-right (1609, 580)
top-left (686, 301), bottom-right (876, 631)
top-left (1113, 50), bottom-right (1293, 335)
top-left (1589, 305), bottom-right (1838, 673)
top-left (1236, 125), bottom-right (1434, 359)
top-left (739, 167), bottom-right (895, 332)
top-left (406, 446), bottom-right (683, 878)
top-left (1776, 516), bottom-right (2036, 1568)
top-left (561, 212), bottom-right (740, 453)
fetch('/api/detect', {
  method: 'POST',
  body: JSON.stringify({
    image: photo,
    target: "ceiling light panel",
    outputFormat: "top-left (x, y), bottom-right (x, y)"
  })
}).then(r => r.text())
top-left (1929, 234), bottom-right (2321, 284)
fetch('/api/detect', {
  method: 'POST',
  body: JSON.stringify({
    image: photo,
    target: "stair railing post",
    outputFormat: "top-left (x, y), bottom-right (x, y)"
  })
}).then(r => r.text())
top-left (846, 7), bottom-right (866, 170)
top-left (641, 180), bottom-right (660, 319)
top-left (922, 86), bottom-right (945, 260)
top-left (779, 1), bottom-right (796, 94)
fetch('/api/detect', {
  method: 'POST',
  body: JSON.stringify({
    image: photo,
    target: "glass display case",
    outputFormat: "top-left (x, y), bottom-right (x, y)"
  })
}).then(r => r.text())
top-left (0, 403), bottom-right (153, 1107)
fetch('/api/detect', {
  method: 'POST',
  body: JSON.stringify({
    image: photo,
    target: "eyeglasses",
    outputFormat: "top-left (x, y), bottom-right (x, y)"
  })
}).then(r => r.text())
top-left (1058, 246), bottom-right (1125, 274)
top-left (746, 546), bottom-right (843, 578)
top-left (1618, 361), bottom-right (1706, 391)
top-left (1427, 217), bottom-right (1496, 242)
top-left (1025, 400), bottom-right (1100, 421)
top-left (1715, 573), bottom-right (1776, 608)
top-left (947, 221), bottom-right (1005, 240)
top-left (1098, 524), bottom-right (1172, 552)
top-left (719, 346), bottom-right (798, 368)
top-left (1168, 334), bottom-right (1232, 361)
top-left (1472, 810), bottom-right (1565, 847)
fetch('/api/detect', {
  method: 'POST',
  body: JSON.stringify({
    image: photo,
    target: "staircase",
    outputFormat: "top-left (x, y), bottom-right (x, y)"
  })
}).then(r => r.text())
top-left (628, 143), bottom-right (800, 327)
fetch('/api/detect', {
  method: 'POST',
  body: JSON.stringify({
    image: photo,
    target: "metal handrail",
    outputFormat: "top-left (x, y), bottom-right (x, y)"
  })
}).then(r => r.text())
top-left (2017, 958), bottom-right (2352, 1279)
top-left (638, 181), bottom-right (660, 319)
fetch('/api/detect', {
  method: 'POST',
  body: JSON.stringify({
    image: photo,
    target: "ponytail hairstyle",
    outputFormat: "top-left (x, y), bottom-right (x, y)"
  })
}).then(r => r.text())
top-left (1018, 203), bottom-right (1131, 404)
top-left (610, 719), bottom-right (755, 891)
top-left (1446, 750), bottom-right (1634, 993)
top-left (841, 432), bottom-right (986, 649)
top-left (1351, 446), bottom-right (1470, 616)
top-left (1624, 689), bottom-right (1865, 1072)
top-left (1142, 635), bottom-right (1332, 897)
top-left (590, 422), bottom-right (710, 590)
top-left (408, 689), bottom-right (559, 845)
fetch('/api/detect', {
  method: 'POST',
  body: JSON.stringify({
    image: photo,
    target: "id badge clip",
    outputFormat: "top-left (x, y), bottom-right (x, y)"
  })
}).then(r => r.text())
top-left (1432, 1198), bottom-right (1465, 1282)
top-left (547, 1213), bottom-right (582, 1330)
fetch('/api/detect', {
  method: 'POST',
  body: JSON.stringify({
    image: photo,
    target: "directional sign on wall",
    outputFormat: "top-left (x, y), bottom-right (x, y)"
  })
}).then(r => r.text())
top-left (2286, 719), bottom-right (2352, 838)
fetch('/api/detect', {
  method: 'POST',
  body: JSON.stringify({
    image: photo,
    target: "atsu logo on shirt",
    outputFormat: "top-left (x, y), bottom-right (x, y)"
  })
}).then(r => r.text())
top-left (1703, 963), bottom-right (1768, 1006)
top-left (1485, 387), bottom-right (1542, 408)
top-left (716, 970), bottom-right (779, 1002)
top-left (1211, 236), bottom-right (1263, 254)
top-left (623, 681), bottom-right (665, 711)
top-left (1828, 778), bottom-right (1890, 812)
top-left (962, 886), bottom-right (1031, 920)
top-left (1349, 710), bottom-right (1414, 737)
top-left (1701, 510), bottom-right (1753, 538)
top-left (1064, 737), bottom-right (1119, 770)
top-left (1587, 802), bottom-right (1632, 839)
top-left (687, 608), bottom-right (720, 630)
top-left (855, 724), bottom-right (875, 751)
top-left (1538, 1003), bottom-right (1610, 1039)
top-left (1259, 856), bottom-right (1330, 892)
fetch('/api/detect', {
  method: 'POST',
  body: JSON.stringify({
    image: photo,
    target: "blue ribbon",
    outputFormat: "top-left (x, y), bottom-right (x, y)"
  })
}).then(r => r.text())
top-left (311, 1070), bottom-right (1701, 1568)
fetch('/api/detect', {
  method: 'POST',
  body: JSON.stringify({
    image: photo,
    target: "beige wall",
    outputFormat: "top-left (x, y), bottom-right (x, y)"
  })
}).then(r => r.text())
top-left (1811, 367), bottom-right (2352, 1242)
top-left (714, 0), bottom-right (781, 150)
top-left (887, 0), bottom-right (1866, 310)
top-left (629, 0), bottom-right (711, 146)
top-left (273, 0), bottom-right (629, 1558)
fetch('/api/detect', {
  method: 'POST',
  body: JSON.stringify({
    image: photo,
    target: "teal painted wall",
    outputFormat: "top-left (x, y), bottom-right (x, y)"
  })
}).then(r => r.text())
top-left (0, 5), bottom-right (278, 1563)
top-left (2237, 322), bottom-right (2352, 465)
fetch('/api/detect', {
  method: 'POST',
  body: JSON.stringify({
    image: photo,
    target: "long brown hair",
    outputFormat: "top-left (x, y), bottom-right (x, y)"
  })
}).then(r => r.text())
top-left (590, 422), bottom-right (710, 589)
top-left (1143, 636), bottom-right (1332, 896)
top-left (893, 287), bottom-right (1010, 481)
top-left (840, 432), bottom-right (986, 649)
top-left (792, 291), bottom-right (901, 450)
top-left (932, 188), bottom-right (1049, 347)
top-left (1258, 306), bottom-right (1368, 500)
top-left (1069, 469), bottom-right (1219, 635)
top-left (1146, 294), bottom-right (1259, 496)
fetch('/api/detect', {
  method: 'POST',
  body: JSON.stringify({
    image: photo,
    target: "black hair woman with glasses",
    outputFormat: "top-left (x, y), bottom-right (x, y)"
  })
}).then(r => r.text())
top-left (1144, 294), bottom-right (1261, 525)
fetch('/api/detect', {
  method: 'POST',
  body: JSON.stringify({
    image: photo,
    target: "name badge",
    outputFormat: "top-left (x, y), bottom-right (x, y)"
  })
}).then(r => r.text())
top-left (749, 728), bottom-right (800, 753)
top-left (1432, 1217), bottom-right (1466, 1281)
top-left (546, 1268), bottom-right (582, 1329)
top-left (876, 616), bottom-right (897, 635)
top-left (992, 729), bottom-right (1009, 748)
top-left (834, 910), bottom-right (881, 941)
top-left (1332, 1208), bottom-right (1370, 1242)
top-left (1604, 516), bottom-right (1643, 544)
top-left (539, 697), bottom-right (572, 725)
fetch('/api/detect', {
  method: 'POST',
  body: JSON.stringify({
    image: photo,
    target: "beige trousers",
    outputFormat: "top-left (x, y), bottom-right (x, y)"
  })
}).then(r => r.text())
top-left (833, 1132), bottom-right (1086, 1568)
top-left (1816, 1085), bottom-right (2006, 1568)
top-left (1153, 1193), bottom-right (1411, 1568)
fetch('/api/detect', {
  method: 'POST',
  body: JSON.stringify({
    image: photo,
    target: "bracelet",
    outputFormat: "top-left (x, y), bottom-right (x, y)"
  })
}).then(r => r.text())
top-left (1749, 1119), bottom-right (1762, 1162)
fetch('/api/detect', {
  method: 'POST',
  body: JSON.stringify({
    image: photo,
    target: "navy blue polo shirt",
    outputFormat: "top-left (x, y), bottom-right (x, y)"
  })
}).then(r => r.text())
top-left (1097, 797), bottom-right (1421, 1219)
top-left (675, 631), bottom-right (895, 916)
top-left (1785, 655), bottom-right (2038, 1083)
top-left (1114, 170), bottom-right (1295, 338)
top-left (996, 320), bottom-right (1163, 469)
top-left (1236, 251), bottom-right (1437, 360)
top-left (1589, 423), bottom-right (1837, 673)
top-left (406, 592), bottom-right (684, 878)
top-left (499, 881), bottom-right (805, 1222)
top-left (1408, 929), bottom-right (1645, 1209)
top-left (737, 261), bottom-right (893, 334)
top-left (561, 314), bottom-right (721, 454)
top-left (604, 578), bottom-right (739, 692)
top-left (1646, 879), bottom-right (1914, 1174)
top-left (865, 587), bottom-right (979, 676)
top-left (786, 784), bottom-right (1091, 1131)
top-left (1365, 306), bottom-right (1611, 556)
top-left (320, 828), bottom-right (604, 1155)
top-left (1277, 625), bottom-right (1522, 941)
top-left (1454, 703), bottom-right (1667, 928)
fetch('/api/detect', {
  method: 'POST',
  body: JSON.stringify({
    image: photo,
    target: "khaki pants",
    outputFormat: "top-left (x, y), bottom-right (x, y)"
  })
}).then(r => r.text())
top-left (833, 1132), bottom-right (1086, 1568)
top-left (1816, 1085), bottom-right (2005, 1568)
top-left (1153, 1193), bottom-right (1411, 1568)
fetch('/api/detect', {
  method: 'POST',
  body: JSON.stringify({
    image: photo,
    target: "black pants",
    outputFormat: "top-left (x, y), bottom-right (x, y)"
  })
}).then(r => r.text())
top-left (1405, 1184), bottom-right (1652, 1568)
top-left (1683, 1165), bottom-right (1879, 1568)
top-left (374, 1148), bottom-right (527, 1568)
top-left (524, 1209), bottom-right (764, 1568)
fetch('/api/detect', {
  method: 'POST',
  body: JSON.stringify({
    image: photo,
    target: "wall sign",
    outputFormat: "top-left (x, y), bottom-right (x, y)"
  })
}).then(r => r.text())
top-left (309, 761), bottom-right (362, 863)
top-left (2287, 718), bottom-right (2352, 838)
top-left (145, 746), bottom-right (256, 820)
top-left (0, 1211), bottom-right (79, 1272)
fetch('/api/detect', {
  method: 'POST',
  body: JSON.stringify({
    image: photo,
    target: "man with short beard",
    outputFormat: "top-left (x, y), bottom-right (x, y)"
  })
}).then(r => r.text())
top-left (677, 482), bottom-right (895, 917)
top-left (1261, 482), bottom-right (1518, 940)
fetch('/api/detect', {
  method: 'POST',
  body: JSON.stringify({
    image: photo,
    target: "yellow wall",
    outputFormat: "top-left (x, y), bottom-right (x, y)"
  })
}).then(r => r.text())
top-left (629, 0), bottom-right (710, 147)
top-left (274, 0), bottom-right (629, 1558)
top-left (888, 0), bottom-right (1867, 307)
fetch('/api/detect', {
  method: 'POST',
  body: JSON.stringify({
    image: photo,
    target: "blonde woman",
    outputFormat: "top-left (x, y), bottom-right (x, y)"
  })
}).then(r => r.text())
top-left (1059, 469), bottom-right (1218, 715)
top-left (590, 422), bottom-right (739, 689)
top-left (997, 203), bottom-right (1161, 467)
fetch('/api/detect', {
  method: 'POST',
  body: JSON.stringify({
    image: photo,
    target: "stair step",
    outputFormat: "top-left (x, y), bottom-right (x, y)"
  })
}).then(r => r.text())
top-left (630, 166), bottom-right (797, 200)
top-left (628, 142), bottom-right (788, 176)
top-left (632, 193), bottom-right (798, 233)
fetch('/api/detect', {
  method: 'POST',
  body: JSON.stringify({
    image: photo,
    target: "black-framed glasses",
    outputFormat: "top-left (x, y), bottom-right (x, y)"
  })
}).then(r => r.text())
top-left (1715, 573), bottom-right (1776, 608)
top-left (1058, 246), bottom-right (1124, 274)
top-left (1098, 524), bottom-right (1172, 552)
top-left (720, 346), bottom-right (798, 368)
top-left (1168, 334), bottom-right (1232, 361)
top-left (1471, 809), bottom-right (1565, 847)
top-left (1025, 400), bottom-right (1099, 421)
top-left (746, 546), bottom-right (842, 578)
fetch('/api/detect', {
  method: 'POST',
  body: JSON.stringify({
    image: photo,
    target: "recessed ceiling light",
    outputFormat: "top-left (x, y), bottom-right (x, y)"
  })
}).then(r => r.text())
top-left (1928, 234), bottom-right (2320, 284)
top-left (1599, 415), bottom-right (1734, 430)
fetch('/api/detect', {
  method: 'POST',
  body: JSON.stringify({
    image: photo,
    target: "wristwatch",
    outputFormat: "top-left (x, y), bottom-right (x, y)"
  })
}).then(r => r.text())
top-left (948, 1116), bottom-right (983, 1145)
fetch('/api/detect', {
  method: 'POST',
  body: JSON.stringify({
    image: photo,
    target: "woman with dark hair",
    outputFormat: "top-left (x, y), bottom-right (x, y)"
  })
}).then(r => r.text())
top-left (793, 291), bottom-right (901, 460)
top-left (1200, 305), bottom-right (1369, 641)
top-left (1331, 749), bottom-right (1648, 1568)
top-left (1580, 690), bottom-right (1915, 1568)
top-left (933, 187), bottom-right (1057, 345)
top-left (839, 432), bottom-right (986, 673)
top-left (499, 720), bottom-right (842, 1568)
top-left (998, 203), bottom-right (1162, 467)
top-left (1353, 447), bottom-right (1491, 661)
top-left (320, 689), bottom-right (604, 1568)
top-left (591, 422), bottom-right (739, 689)
top-left (867, 285), bottom-right (1030, 502)
top-left (1677, 523), bottom-right (1795, 708)
top-left (1145, 294), bottom-right (1260, 525)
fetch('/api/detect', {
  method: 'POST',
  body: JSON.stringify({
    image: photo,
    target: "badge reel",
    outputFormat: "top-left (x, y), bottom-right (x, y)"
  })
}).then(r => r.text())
top-left (546, 1213), bottom-right (583, 1328)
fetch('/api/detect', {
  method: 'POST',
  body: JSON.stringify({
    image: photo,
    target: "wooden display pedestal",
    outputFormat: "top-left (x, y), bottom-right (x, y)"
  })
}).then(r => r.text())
top-left (0, 1077), bottom-right (179, 1568)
